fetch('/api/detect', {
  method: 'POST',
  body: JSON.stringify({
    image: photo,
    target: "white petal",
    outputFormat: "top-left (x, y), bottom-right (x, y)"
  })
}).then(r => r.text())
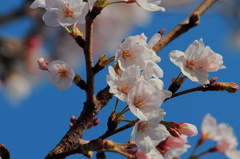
top-left (135, 133), bottom-right (154, 154)
top-left (149, 124), bottom-right (170, 143)
top-left (169, 50), bottom-right (186, 68)
top-left (43, 10), bottom-right (60, 27)
top-left (30, 0), bottom-right (46, 8)
top-left (147, 33), bottom-right (161, 49)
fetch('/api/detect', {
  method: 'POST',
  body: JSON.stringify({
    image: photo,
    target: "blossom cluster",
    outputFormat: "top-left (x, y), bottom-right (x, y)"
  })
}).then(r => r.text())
top-left (107, 33), bottom-right (198, 158)
top-left (30, 0), bottom-right (165, 27)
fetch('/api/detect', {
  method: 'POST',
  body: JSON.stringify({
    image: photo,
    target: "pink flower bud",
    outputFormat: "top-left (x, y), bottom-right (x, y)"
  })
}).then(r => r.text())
top-left (165, 135), bottom-right (187, 147)
top-left (178, 122), bottom-right (198, 136)
top-left (92, 117), bottom-right (100, 126)
top-left (156, 140), bottom-right (171, 151)
top-left (37, 58), bottom-right (49, 70)
top-left (139, 33), bottom-right (147, 41)
top-left (70, 115), bottom-right (77, 123)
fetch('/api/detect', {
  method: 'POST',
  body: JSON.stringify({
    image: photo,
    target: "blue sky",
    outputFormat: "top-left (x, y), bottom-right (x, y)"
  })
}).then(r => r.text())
top-left (0, 1), bottom-right (240, 159)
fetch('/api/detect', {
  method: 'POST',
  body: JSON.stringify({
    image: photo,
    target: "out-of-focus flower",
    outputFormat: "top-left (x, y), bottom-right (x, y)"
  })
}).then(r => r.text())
top-left (115, 35), bottom-right (150, 70)
top-left (215, 123), bottom-right (240, 159)
top-left (178, 122), bottom-right (198, 137)
top-left (48, 60), bottom-right (75, 90)
top-left (106, 65), bottom-right (140, 102)
top-left (131, 109), bottom-right (170, 153)
top-left (37, 58), bottom-right (49, 70)
top-left (6, 73), bottom-right (31, 104)
top-left (169, 39), bottom-right (226, 84)
top-left (201, 113), bottom-right (220, 141)
top-left (127, 80), bottom-right (171, 121)
top-left (40, 0), bottom-right (88, 27)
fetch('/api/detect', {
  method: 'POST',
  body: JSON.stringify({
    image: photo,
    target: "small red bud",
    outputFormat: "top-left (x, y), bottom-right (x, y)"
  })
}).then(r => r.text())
top-left (70, 115), bottom-right (77, 123)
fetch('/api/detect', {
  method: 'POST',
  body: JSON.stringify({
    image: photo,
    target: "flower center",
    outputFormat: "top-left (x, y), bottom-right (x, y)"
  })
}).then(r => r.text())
top-left (186, 59), bottom-right (198, 70)
top-left (118, 81), bottom-right (131, 95)
top-left (62, 4), bottom-right (74, 17)
top-left (134, 95), bottom-right (148, 108)
top-left (58, 68), bottom-right (69, 79)
top-left (122, 49), bottom-right (136, 60)
top-left (138, 122), bottom-right (152, 133)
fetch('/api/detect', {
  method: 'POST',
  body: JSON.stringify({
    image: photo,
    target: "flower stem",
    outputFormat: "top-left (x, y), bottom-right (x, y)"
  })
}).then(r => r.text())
top-left (175, 71), bottom-right (182, 81)
top-left (114, 98), bottom-right (119, 113)
top-left (119, 119), bottom-right (132, 123)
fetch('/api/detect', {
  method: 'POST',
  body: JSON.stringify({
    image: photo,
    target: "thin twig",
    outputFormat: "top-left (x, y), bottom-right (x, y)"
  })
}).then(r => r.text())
top-left (152, 0), bottom-right (219, 53)
top-left (98, 120), bottom-right (138, 140)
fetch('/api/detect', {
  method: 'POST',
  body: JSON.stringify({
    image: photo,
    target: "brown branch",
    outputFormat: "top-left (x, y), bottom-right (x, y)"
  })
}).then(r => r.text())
top-left (165, 81), bottom-right (239, 102)
top-left (45, 85), bottom-right (113, 159)
top-left (73, 73), bottom-right (87, 90)
top-left (152, 0), bottom-right (219, 53)
top-left (84, 12), bottom-right (95, 102)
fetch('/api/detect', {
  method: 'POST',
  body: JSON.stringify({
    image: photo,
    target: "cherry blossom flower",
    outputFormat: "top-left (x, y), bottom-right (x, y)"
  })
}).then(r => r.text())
top-left (178, 122), bottom-right (198, 137)
top-left (165, 135), bottom-right (188, 147)
top-left (163, 135), bottom-right (191, 159)
top-left (37, 58), bottom-right (49, 70)
top-left (134, 0), bottom-right (165, 11)
top-left (135, 148), bottom-right (164, 159)
top-left (169, 39), bottom-right (226, 84)
top-left (48, 60), bottom-right (75, 90)
top-left (127, 80), bottom-right (171, 121)
top-left (115, 35), bottom-right (150, 70)
top-left (215, 123), bottom-right (240, 159)
top-left (131, 109), bottom-right (170, 153)
top-left (42, 0), bottom-right (88, 27)
top-left (106, 65), bottom-right (140, 102)
top-left (201, 113), bottom-right (220, 141)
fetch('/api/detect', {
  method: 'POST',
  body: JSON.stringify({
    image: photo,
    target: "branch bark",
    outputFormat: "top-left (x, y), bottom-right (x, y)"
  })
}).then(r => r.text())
top-left (84, 12), bottom-right (95, 102)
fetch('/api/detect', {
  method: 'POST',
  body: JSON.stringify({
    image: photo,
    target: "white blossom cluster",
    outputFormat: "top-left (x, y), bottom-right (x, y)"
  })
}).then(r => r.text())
top-left (106, 33), bottom-right (199, 158)
top-left (30, 0), bottom-right (165, 27)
